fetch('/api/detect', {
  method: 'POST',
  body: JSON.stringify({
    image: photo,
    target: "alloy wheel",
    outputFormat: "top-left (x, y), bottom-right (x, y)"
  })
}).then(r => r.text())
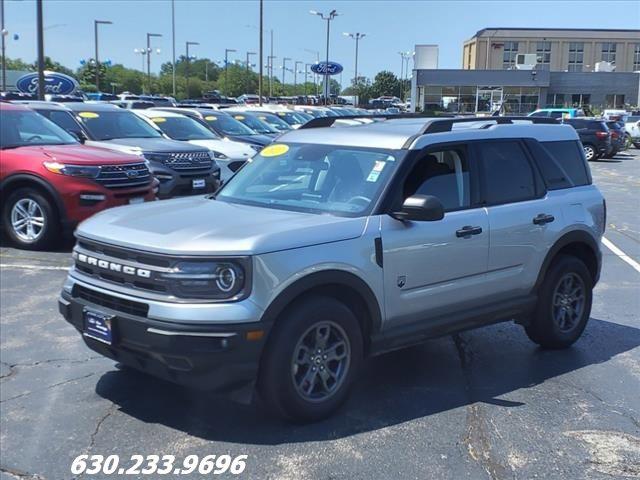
top-left (583, 145), bottom-right (595, 161)
top-left (551, 272), bottom-right (585, 333)
top-left (291, 321), bottom-right (351, 403)
top-left (10, 198), bottom-right (45, 242)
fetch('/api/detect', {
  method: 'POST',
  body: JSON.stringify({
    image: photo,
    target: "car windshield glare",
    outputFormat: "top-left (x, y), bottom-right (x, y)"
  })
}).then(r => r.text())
top-left (217, 143), bottom-right (402, 217)
top-left (77, 111), bottom-right (163, 140)
top-left (149, 116), bottom-right (219, 141)
top-left (233, 114), bottom-right (278, 134)
top-left (205, 114), bottom-right (256, 136)
top-left (1, 110), bottom-right (78, 148)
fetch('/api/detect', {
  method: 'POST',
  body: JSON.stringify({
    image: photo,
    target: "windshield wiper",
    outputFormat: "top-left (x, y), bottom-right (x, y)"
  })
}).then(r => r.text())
top-left (1, 145), bottom-right (24, 150)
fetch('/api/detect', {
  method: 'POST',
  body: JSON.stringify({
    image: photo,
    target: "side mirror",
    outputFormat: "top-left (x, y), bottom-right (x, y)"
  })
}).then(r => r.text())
top-left (70, 130), bottom-right (87, 144)
top-left (391, 195), bottom-right (445, 222)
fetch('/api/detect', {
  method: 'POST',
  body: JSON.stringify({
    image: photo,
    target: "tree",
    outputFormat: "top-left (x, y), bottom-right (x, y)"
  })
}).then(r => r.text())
top-left (160, 57), bottom-right (221, 82)
top-left (39, 56), bottom-right (74, 76)
top-left (5, 57), bottom-right (32, 71)
top-left (77, 60), bottom-right (108, 89)
top-left (370, 70), bottom-right (399, 98)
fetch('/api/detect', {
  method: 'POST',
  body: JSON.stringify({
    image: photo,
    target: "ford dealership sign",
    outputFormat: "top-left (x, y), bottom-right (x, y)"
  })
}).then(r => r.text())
top-left (310, 61), bottom-right (343, 76)
top-left (16, 71), bottom-right (79, 95)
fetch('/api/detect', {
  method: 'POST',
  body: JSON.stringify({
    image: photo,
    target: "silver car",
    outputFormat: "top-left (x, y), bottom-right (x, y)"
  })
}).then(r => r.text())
top-left (59, 116), bottom-right (604, 422)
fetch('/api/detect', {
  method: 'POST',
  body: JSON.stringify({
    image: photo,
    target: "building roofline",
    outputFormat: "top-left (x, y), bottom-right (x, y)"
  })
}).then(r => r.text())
top-left (470, 27), bottom-right (640, 40)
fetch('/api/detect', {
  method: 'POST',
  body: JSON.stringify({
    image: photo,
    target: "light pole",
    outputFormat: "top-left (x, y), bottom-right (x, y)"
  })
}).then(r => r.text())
top-left (268, 55), bottom-right (276, 97)
top-left (304, 63), bottom-right (313, 98)
top-left (304, 49), bottom-right (320, 96)
top-left (36, 0), bottom-right (44, 99)
top-left (171, 0), bottom-right (176, 96)
top-left (343, 32), bottom-right (365, 104)
top-left (146, 33), bottom-right (162, 94)
top-left (258, 0), bottom-right (263, 105)
top-left (293, 60), bottom-right (302, 95)
top-left (1, 0), bottom-right (7, 92)
top-left (94, 20), bottom-right (112, 92)
top-left (310, 9), bottom-right (338, 105)
top-left (246, 51), bottom-right (256, 94)
top-left (281, 57), bottom-right (291, 93)
top-left (134, 47), bottom-right (146, 71)
top-left (224, 48), bottom-right (236, 94)
top-left (398, 51), bottom-right (412, 101)
top-left (185, 41), bottom-right (198, 99)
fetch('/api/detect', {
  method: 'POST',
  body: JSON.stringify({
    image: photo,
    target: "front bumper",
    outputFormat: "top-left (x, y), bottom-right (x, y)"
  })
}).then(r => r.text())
top-left (59, 289), bottom-right (271, 398)
top-left (148, 161), bottom-right (220, 199)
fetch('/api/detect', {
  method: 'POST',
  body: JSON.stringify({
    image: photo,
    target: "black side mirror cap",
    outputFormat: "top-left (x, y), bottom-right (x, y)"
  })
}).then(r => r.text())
top-left (391, 194), bottom-right (445, 222)
top-left (70, 130), bottom-right (87, 144)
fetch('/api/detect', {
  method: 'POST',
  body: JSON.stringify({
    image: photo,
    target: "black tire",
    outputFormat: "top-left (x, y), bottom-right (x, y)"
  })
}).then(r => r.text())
top-left (258, 296), bottom-right (363, 423)
top-left (583, 144), bottom-right (597, 161)
top-left (634, 142), bottom-right (640, 149)
top-left (2, 188), bottom-right (59, 250)
top-left (525, 255), bottom-right (593, 349)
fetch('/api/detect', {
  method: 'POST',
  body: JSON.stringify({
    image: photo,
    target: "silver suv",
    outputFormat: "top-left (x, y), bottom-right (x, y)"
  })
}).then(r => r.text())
top-left (58, 116), bottom-right (605, 422)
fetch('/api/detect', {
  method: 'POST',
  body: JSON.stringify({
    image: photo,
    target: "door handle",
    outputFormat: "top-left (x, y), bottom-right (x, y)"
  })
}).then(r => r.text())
top-left (456, 225), bottom-right (483, 238)
top-left (533, 213), bottom-right (555, 225)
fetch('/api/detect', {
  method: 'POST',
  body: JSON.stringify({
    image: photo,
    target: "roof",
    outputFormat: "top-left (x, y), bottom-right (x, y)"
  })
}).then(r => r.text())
top-left (65, 102), bottom-right (121, 112)
top-left (276, 117), bottom-right (579, 150)
top-left (12, 100), bottom-right (70, 111)
top-left (0, 102), bottom-right (27, 111)
top-left (135, 109), bottom-right (184, 118)
top-left (472, 27), bottom-right (640, 37)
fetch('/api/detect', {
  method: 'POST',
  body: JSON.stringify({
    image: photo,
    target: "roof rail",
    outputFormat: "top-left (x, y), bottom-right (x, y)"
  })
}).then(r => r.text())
top-left (298, 113), bottom-right (453, 130)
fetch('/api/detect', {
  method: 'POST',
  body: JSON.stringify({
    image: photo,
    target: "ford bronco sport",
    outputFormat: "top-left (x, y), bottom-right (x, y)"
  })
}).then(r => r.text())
top-left (59, 116), bottom-right (604, 422)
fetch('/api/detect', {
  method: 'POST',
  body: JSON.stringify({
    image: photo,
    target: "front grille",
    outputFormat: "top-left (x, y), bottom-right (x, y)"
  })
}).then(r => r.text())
top-left (145, 151), bottom-right (213, 171)
top-left (73, 285), bottom-right (149, 317)
top-left (95, 162), bottom-right (152, 189)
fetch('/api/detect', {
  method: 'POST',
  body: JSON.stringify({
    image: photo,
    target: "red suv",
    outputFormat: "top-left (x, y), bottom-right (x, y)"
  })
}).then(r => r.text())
top-left (0, 102), bottom-right (157, 250)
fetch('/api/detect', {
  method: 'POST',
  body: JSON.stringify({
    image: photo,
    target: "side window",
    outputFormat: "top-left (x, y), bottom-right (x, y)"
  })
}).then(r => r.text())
top-left (550, 111), bottom-right (564, 119)
top-left (530, 111), bottom-right (548, 117)
top-left (477, 141), bottom-right (537, 205)
top-left (402, 146), bottom-right (471, 212)
top-left (48, 111), bottom-right (82, 133)
top-left (539, 140), bottom-right (590, 188)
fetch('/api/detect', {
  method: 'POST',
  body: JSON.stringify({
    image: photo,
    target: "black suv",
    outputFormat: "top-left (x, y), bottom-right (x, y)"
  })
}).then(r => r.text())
top-left (604, 120), bottom-right (626, 158)
top-left (564, 118), bottom-right (611, 161)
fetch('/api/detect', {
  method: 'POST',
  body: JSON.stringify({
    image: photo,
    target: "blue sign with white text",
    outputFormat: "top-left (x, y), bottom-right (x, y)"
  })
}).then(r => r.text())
top-left (16, 71), bottom-right (79, 95)
top-left (310, 62), bottom-right (343, 76)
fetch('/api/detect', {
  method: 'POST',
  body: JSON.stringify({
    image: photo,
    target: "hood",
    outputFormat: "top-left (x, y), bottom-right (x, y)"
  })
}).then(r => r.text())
top-left (2, 144), bottom-right (142, 165)
top-left (86, 137), bottom-right (208, 154)
top-left (186, 139), bottom-right (255, 159)
top-left (229, 134), bottom-right (273, 146)
top-left (76, 196), bottom-right (367, 256)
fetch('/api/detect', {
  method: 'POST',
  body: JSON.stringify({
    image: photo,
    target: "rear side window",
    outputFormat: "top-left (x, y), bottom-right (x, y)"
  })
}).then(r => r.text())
top-left (477, 141), bottom-right (537, 205)
top-left (538, 141), bottom-right (590, 189)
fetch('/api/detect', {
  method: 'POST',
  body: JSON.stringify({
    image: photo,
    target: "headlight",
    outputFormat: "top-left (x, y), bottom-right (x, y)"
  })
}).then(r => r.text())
top-left (209, 151), bottom-right (228, 160)
top-left (159, 260), bottom-right (248, 300)
top-left (43, 162), bottom-right (100, 178)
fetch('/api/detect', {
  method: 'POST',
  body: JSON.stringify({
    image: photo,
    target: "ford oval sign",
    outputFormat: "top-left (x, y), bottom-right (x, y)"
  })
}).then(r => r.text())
top-left (310, 61), bottom-right (343, 76)
top-left (16, 71), bottom-right (79, 95)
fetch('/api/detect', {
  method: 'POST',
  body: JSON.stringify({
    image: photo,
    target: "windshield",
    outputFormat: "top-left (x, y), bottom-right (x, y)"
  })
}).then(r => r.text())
top-left (147, 115), bottom-right (219, 140)
top-left (253, 112), bottom-right (291, 131)
top-left (203, 114), bottom-right (256, 136)
top-left (231, 114), bottom-right (279, 134)
top-left (76, 110), bottom-right (162, 140)
top-left (217, 143), bottom-right (401, 217)
top-left (273, 110), bottom-right (307, 125)
top-left (1, 109), bottom-right (77, 149)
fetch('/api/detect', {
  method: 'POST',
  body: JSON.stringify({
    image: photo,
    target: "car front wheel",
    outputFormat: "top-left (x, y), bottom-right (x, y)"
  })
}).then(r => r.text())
top-left (258, 296), bottom-right (363, 422)
top-left (2, 188), bottom-right (59, 250)
top-left (583, 144), bottom-right (597, 161)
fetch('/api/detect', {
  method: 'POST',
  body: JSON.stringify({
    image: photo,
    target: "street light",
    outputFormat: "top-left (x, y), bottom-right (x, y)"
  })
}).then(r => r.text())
top-left (146, 33), bottom-right (162, 94)
top-left (133, 47), bottom-right (147, 71)
top-left (310, 9), bottom-right (338, 105)
top-left (281, 57), bottom-right (291, 90)
top-left (246, 51), bottom-right (256, 94)
top-left (304, 63), bottom-right (314, 98)
top-left (1, 0), bottom-right (8, 92)
top-left (304, 48), bottom-right (320, 96)
top-left (94, 20), bottom-right (112, 92)
top-left (293, 61), bottom-right (302, 95)
top-left (398, 51), bottom-right (413, 101)
top-left (343, 32), bottom-right (365, 105)
top-left (268, 55), bottom-right (276, 97)
top-left (185, 41), bottom-right (199, 99)
top-left (224, 48), bottom-right (236, 94)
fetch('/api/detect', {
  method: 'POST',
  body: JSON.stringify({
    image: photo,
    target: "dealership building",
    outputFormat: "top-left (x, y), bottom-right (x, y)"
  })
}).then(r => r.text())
top-left (411, 28), bottom-right (640, 114)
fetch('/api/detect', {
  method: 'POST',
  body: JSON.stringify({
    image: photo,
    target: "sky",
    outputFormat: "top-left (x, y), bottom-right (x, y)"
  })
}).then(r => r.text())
top-left (3, 0), bottom-right (640, 83)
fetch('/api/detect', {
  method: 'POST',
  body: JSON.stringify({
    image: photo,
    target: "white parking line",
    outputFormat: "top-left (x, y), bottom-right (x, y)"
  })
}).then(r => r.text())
top-left (0, 263), bottom-right (70, 271)
top-left (602, 237), bottom-right (640, 274)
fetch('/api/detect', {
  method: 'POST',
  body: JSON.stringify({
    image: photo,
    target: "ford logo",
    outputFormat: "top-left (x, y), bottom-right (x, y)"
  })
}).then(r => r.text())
top-left (310, 61), bottom-right (343, 76)
top-left (126, 170), bottom-right (140, 179)
top-left (16, 71), bottom-right (79, 95)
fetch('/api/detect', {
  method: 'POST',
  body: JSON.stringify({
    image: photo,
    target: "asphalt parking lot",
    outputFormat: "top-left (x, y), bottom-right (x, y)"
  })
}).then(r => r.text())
top-left (1, 150), bottom-right (639, 480)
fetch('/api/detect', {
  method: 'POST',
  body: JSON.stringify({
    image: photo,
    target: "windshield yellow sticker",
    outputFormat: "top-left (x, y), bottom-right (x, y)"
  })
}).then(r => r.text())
top-left (205, 116), bottom-right (217, 121)
top-left (261, 144), bottom-right (289, 157)
top-left (277, 112), bottom-right (286, 116)
top-left (150, 117), bottom-right (166, 123)
top-left (234, 115), bottom-right (246, 120)
top-left (78, 112), bottom-right (99, 119)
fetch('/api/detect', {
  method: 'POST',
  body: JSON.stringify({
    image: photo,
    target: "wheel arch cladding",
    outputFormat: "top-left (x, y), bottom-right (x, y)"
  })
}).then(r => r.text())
top-left (260, 270), bottom-right (383, 355)
top-left (0, 174), bottom-right (65, 221)
top-left (534, 230), bottom-right (601, 290)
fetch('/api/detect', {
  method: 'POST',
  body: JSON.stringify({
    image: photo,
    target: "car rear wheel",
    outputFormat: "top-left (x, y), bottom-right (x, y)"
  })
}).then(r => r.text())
top-left (258, 296), bottom-right (363, 423)
top-left (2, 188), bottom-right (59, 250)
top-left (583, 144), bottom-right (596, 161)
top-left (525, 255), bottom-right (593, 349)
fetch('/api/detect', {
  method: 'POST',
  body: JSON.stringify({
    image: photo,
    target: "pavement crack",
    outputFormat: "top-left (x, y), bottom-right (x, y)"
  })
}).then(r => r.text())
top-left (0, 372), bottom-right (97, 403)
top-left (0, 465), bottom-right (45, 479)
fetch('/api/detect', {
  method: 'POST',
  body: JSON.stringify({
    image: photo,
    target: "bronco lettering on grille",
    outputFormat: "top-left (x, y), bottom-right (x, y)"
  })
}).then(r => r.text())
top-left (73, 252), bottom-right (151, 278)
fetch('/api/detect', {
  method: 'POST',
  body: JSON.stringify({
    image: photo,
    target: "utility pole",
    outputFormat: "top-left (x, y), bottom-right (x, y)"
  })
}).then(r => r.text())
top-left (281, 57), bottom-right (290, 93)
top-left (268, 55), bottom-right (276, 97)
top-left (171, 0), bottom-right (176, 96)
top-left (36, 0), bottom-right (44, 99)
top-left (224, 48), bottom-right (236, 94)
top-left (293, 60), bottom-right (302, 95)
top-left (258, 0), bottom-right (263, 105)
top-left (310, 10), bottom-right (338, 105)
top-left (185, 41), bottom-right (198, 99)
top-left (343, 32), bottom-right (365, 105)
top-left (146, 33), bottom-right (162, 94)
top-left (94, 20), bottom-right (112, 92)
top-left (1, 0), bottom-right (6, 92)
top-left (245, 51), bottom-right (256, 94)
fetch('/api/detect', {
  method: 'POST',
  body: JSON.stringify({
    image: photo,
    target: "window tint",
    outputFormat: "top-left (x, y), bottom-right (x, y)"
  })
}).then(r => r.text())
top-left (403, 147), bottom-right (470, 211)
top-left (550, 111), bottom-right (564, 119)
top-left (478, 141), bottom-right (536, 204)
top-left (38, 110), bottom-right (82, 133)
top-left (538, 141), bottom-right (590, 189)
top-left (529, 111), bottom-right (548, 117)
